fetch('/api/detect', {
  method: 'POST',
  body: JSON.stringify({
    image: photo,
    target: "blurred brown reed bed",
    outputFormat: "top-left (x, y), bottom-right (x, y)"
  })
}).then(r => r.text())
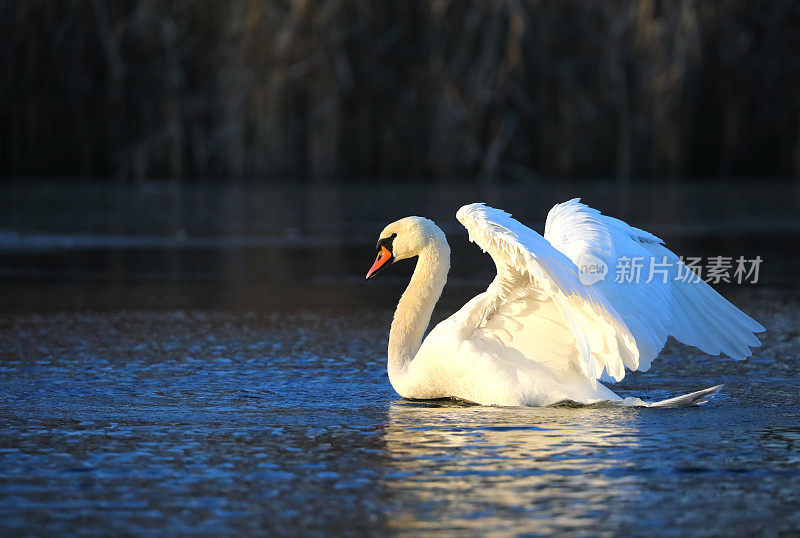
top-left (2, 1), bottom-right (799, 182)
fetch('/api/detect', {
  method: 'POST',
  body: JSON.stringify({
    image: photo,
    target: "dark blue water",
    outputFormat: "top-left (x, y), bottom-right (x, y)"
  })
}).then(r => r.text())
top-left (1, 294), bottom-right (799, 535)
top-left (2, 181), bottom-right (799, 534)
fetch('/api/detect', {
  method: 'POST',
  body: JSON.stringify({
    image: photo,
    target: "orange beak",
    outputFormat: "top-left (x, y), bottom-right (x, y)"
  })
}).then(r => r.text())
top-left (366, 246), bottom-right (393, 280)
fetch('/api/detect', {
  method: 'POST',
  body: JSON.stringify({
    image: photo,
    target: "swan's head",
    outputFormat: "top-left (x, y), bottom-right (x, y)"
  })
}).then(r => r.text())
top-left (365, 216), bottom-right (442, 280)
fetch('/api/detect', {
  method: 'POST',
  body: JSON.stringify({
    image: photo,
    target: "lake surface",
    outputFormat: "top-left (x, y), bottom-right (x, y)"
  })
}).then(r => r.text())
top-left (1, 290), bottom-right (799, 536)
top-left (1, 180), bottom-right (799, 535)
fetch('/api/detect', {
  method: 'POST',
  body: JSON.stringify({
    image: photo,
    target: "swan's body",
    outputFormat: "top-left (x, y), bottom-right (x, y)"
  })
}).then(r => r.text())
top-left (367, 200), bottom-right (765, 407)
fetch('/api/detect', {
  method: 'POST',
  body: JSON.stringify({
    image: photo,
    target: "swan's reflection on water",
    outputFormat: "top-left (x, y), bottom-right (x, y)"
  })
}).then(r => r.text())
top-left (382, 400), bottom-right (643, 535)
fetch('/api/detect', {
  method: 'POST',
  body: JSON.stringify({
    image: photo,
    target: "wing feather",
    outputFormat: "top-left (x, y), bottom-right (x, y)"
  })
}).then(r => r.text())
top-left (544, 198), bottom-right (764, 370)
top-left (456, 203), bottom-right (638, 385)
top-left (456, 199), bottom-right (764, 387)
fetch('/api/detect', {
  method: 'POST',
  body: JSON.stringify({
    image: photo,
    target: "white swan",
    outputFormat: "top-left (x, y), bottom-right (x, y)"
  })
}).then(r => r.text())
top-left (365, 200), bottom-right (765, 407)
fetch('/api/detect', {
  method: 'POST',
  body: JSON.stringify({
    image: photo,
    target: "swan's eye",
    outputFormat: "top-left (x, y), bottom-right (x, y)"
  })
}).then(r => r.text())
top-left (376, 233), bottom-right (397, 252)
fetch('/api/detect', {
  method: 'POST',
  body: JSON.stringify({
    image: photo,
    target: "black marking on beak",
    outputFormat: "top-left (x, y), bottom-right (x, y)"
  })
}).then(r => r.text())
top-left (366, 233), bottom-right (397, 280)
top-left (375, 232), bottom-right (397, 251)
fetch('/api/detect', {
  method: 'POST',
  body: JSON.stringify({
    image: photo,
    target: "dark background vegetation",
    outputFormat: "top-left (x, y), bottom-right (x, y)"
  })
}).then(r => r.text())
top-left (2, 1), bottom-right (800, 310)
top-left (3, 0), bottom-right (800, 183)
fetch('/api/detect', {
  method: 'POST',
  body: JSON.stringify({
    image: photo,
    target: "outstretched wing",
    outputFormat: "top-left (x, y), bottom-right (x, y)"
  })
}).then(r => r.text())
top-left (544, 198), bottom-right (764, 371)
top-left (456, 203), bottom-right (639, 384)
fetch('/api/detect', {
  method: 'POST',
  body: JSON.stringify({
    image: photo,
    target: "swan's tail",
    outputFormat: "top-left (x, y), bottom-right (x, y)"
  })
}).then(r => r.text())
top-left (648, 384), bottom-right (724, 408)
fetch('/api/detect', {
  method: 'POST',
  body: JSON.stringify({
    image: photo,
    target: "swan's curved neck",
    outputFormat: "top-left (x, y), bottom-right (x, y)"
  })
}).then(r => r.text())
top-left (388, 233), bottom-right (450, 383)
